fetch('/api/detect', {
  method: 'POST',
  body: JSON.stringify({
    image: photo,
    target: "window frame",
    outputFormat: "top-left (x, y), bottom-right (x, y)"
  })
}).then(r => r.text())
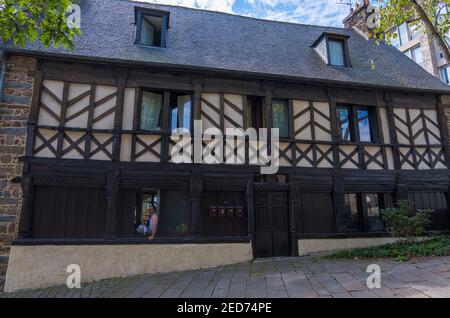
top-left (343, 193), bottom-right (390, 233)
top-left (137, 88), bottom-right (193, 134)
top-left (325, 35), bottom-right (351, 67)
top-left (336, 104), bottom-right (379, 144)
top-left (312, 33), bottom-right (352, 67)
top-left (271, 99), bottom-right (290, 139)
top-left (135, 7), bottom-right (169, 48)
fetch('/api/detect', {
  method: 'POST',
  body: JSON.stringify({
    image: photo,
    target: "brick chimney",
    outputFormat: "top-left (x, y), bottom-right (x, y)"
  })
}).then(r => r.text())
top-left (343, 0), bottom-right (371, 34)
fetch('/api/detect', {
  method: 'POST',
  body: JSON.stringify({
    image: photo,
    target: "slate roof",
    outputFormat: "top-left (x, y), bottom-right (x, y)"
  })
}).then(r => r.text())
top-left (2, 0), bottom-right (450, 93)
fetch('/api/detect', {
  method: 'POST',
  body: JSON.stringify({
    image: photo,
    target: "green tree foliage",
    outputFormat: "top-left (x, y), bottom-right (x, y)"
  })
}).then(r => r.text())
top-left (371, 0), bottom-right (450, 62)
top-left (0, 0), bottom-right (81, 49)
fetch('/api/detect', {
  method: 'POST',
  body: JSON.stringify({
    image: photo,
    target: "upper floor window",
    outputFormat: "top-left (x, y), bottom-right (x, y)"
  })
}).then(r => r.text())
top-left (328, 39), bottom-right (346, 66)
top-left (140, 90), bottom-right (163, 131)
top-left (312, 33), bottom-right (351, 67)
top-left (170, 93), bottom-right (192, 132)
top-left (272, 100), bottom-right (289, 138)
top-left (405, 45), bottom-right (423, 64)
top-left (135, 8), bottom-right (169, 48)
top-left (337, 105), bottom-right (377, 143)
top-left (440, 65), bottom-right (450, 85)
top-left (139, 90), bottom-right (192, 132)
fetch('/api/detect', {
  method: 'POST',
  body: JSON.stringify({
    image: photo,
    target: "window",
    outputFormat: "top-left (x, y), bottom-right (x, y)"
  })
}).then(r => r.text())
top-left (356, 108), bottom-right (372, 142)
top-left (340, 193), bottom-right (387, 233)
top-left (140, 90), bottom-right (163, 131)
top-left (244, 96), bottom-right (264, 130)
top-left (440, 66), bottom-right (450, 85)
top-left (328, 39), bottom-right (346, 66)
top-left (343, 194), bottom-right (362, 231)
top-left (312, 33), bottom-right (350, 67)
top-left (409, 22), bottom-right (420, 40)
top-left (337, 105), bottom-right (376, 143)
top-left (170, 94), bottom-right (192, 132)
top-left (136, 8), bottom-right (168, 48)
top-left (140, 90), bottom-right (192, 132)
top-left (365, 194), bottom-right (384, 232)
top-left (398, 22), bottom-right (410, 46)
top-left (338, 107), bottom-right (352, 141)
top-left (389, 29), bottom-right (400, 48)
top-left (272, 100), bottom-right (289, 138)
top-left (411, 46), bottom-right (423, 64)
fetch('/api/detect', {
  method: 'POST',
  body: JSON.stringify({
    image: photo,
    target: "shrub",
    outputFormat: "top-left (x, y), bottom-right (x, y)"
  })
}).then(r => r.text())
top-left (381, 200), bottom-right (431, 241)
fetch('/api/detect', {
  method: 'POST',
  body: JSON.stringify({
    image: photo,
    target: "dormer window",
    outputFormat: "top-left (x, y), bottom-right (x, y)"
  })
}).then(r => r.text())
top-left (328, 39), bottom-right (345, 66)
top-left (312, 33), bottom-right (351, 67)
top-left (135, 8), bottom-right (169, 48)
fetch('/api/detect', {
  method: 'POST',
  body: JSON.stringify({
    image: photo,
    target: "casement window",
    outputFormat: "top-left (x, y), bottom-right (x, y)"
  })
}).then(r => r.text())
top-left (342, 193), bottom-right (387, 233)
top-left (139, 90), bottom-right (192, 132)
top-left (140, 90), bottom-right (163, 131)
top-left (272, 100), bottom-right (289, 138)
top-left (135, 8), bottom-right (169, 48)
top-left (389, 22), bottom-right (418, 47)
top-left (337, 105), bottom-right (377, 143)
top-left (440, 65), bottom-right (450, 85)
top-left (312, 33), bottom-right (351, 67)
top-left (170, 93), bottom-right (192, 132)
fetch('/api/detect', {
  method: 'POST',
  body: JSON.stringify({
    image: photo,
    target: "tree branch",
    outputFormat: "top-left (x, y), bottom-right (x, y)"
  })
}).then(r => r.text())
top-left (410, 0), bottom-right (450, 62)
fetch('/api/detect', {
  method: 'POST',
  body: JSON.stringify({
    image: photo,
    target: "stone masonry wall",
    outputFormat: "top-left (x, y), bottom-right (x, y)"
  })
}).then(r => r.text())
top-left (0, 55), bottom-right (36, 253)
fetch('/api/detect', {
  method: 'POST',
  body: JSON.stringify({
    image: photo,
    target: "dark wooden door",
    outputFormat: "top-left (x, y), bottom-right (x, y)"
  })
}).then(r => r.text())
top-left (254, 191), bottom-right (290, 258)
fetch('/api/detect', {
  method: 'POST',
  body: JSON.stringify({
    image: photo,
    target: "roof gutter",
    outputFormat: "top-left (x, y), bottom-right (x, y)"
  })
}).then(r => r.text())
top-left (0, 50), bottom-right (7, 102)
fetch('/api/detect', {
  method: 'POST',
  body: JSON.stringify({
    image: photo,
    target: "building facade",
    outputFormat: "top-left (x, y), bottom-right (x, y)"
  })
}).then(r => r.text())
top-left (343, 0), bottom-right (450, 85)
top-left (1, 0), bottom-right (450, 291)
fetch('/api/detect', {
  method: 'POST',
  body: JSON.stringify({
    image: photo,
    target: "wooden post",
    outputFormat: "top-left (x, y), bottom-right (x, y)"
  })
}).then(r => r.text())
top-left (288, 181), bottom-right (299, 256)
top-left (326, 88), bottom-right (340, 168)
top-left (246, 178), bottom-right (255, 256)
top-left (25, 69), bottom-right (43, 157)
top-left (190, 171), bottom-right (203, 236)
top-left (18, 175), bottom-right (33, 239)
top-left (105, 170), bottom-right (120, 239)
top-left (333, 173), bottom-right (345, 233)
top-left (384, 93), bottom-right (401, 170)
top-left (112, 69), bottom-right (128, 162)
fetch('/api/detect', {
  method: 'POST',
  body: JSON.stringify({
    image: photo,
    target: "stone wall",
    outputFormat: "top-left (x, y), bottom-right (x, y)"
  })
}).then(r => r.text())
top-left (342, 2), bottom-right (370, 34)
top-left (0, 55), bottom-right (36, 252)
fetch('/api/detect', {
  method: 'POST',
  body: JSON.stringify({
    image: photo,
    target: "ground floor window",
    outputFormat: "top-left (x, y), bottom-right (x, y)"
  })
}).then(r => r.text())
top-left (135, 189), bottom-right (191, 238)
top-left (341, 193), bottom-right (389, 233)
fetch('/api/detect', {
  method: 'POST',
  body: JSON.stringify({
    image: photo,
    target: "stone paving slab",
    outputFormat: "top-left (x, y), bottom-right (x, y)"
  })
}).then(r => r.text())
top-left (1, 256), bottom-right (450, 298)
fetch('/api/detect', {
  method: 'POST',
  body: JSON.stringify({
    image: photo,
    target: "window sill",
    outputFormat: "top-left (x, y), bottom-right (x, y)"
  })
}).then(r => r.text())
top-left (135, 44), bottom-right (166, 50)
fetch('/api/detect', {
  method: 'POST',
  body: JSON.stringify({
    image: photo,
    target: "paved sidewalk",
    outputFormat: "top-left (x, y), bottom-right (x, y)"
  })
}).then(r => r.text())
top-left (1, 256), bottom-right (450, 298)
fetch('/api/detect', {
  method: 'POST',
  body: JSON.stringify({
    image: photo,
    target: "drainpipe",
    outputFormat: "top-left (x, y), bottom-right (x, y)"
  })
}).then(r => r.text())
top-left (0, 50), bottom-right (7, 102)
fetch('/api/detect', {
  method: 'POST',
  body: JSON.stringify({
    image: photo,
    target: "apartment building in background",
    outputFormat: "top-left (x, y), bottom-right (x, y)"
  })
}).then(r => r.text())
top-left (343, 0), bottom-right (450, 85)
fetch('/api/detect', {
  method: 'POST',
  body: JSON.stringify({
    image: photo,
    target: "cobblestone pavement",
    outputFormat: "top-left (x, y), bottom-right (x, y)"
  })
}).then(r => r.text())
top-left (1, 256), bottom-right (450, 298)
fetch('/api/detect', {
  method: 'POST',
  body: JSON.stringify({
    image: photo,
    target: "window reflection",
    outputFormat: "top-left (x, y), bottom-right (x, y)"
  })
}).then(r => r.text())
top-left (365, 194), bottom-right (384, 232)
top-left (343, 194), bottom-right (361, 231)
top-left (338, 107), bottom-right (351, 141)
top-left (170, 94), bottom-right (191, 132)
top-left (357, 109), bottom-right (372, 142)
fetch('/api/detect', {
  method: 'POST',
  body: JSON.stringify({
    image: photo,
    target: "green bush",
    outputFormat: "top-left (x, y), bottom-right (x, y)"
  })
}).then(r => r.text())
top-left (327, 235), bottom-right (450, 261)
top-left (381, 200), bottom-right (431, 241)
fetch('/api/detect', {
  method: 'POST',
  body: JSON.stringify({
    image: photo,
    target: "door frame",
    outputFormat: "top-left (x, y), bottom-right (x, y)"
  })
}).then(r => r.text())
top-left (252, 183), bottom-right (297, 258)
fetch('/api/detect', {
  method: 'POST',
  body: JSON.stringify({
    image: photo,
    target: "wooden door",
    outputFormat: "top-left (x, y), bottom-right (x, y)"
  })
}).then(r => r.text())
top-left (254, 191), bottom-right (290, 257)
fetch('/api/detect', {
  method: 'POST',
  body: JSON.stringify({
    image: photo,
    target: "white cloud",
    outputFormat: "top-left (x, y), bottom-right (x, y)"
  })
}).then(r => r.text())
top-left (136, 0), bottom-right (351, 27)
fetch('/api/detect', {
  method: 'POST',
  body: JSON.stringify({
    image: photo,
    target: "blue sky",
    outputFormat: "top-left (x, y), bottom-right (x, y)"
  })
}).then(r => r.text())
top-left (138, 0), bottom-right (357, 27)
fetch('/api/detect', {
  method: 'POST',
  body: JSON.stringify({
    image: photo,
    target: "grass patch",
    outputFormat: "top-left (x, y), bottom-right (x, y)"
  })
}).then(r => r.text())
top-left (326, 235), bottom-right (450, 261)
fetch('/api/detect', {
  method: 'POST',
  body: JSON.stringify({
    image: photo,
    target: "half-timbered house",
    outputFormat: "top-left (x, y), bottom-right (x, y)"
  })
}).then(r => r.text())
top-left (2, 0), bottom-right (450, 291)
